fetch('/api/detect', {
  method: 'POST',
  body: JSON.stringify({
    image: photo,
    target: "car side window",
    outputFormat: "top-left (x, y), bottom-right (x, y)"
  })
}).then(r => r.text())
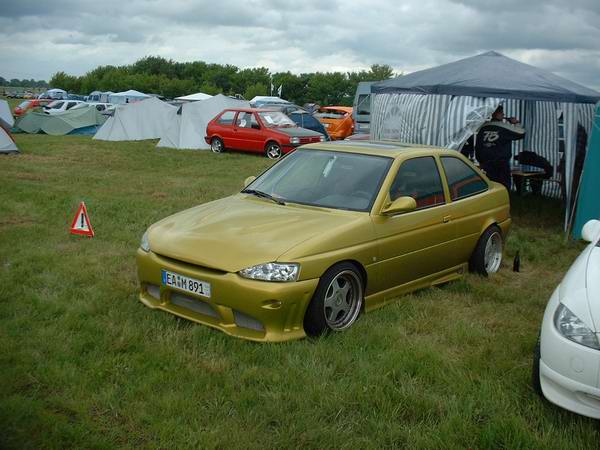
top-left (390, 157), bottom-right (445, 209)
top-left (66, 102), bottom-right (77, 110)
top-left (236, 112), bottom-right (252, 128)
top-left (218, 111), bottom-right (236, 125)
top-left (441, 157), bottom-right (488, 201)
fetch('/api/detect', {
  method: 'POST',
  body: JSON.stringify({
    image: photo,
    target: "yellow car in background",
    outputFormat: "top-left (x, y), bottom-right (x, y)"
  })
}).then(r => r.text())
top-left (315, 106), bottom-right (354, 140)
top-left (137, 141), bottom-right (510, 342)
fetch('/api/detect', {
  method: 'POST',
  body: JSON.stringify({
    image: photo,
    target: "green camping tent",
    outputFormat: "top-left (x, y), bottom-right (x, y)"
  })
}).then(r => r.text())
top-left (573, 102), bottom-right (600, 238)
top-left (16, 106), bottom-right (107, 136)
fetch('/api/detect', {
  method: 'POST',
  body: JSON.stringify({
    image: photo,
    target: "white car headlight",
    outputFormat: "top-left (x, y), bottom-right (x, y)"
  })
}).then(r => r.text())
top-left (319, 135), bottom-right (325, 142)
top-left (290, 137), bottom-right (300, 144)
top-left (140, 230), bottom-right (150, 252)
top-left (239, 262), bottom-right (300, 282)
top-left (554, 303), bottom-right (600, 350)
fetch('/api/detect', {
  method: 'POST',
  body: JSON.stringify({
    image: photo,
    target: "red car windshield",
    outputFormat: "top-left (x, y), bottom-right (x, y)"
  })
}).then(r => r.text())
top-left (258, 111), bottom-right (296, 128)
top-left (17, 101), bottom-right (31, 109)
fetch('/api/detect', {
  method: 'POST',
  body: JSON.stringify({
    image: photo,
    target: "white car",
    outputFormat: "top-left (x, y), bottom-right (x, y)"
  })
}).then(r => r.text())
top-left (43, 100), bottom-right (87, 115)
top-left (533, 219), bottom-right (600, 419)
top-left (86, 102), bottom-right (115, 113)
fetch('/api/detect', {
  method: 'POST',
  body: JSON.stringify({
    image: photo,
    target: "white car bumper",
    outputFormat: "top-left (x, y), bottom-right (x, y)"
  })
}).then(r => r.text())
top-left (539, 288), bottom-right (600, 419)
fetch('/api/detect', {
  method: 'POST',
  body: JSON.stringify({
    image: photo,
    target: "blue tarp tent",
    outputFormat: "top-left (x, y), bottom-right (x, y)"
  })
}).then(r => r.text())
top-left (573, 103), bottom-right (600, 238)
top-left (370, 51), bottom-right (600, 230)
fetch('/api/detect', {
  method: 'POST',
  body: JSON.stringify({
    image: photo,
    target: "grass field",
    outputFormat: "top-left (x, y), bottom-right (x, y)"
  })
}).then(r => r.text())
top-left (1, 133), bottom-right (598, 449)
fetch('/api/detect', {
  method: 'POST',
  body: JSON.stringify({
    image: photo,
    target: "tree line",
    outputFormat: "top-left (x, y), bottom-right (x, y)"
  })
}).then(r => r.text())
top-left (0, 77), bottom-right (48, 89)
top-left (48, 56), bottom-right (396, 105)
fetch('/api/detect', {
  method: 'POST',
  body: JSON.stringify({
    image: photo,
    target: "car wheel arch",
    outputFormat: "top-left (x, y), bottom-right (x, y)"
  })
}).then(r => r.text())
top-left (321, 259), bottom-right (368, 292)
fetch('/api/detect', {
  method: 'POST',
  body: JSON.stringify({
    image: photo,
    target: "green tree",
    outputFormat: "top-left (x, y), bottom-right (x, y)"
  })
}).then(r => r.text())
top-left (369, 64), bottom-right (395, 80)
top-left (244, 82), bottom-right (268, 100)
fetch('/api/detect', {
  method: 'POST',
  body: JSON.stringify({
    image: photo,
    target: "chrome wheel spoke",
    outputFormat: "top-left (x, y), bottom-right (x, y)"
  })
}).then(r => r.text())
top-left (323, 271), bottom-right (363, 330)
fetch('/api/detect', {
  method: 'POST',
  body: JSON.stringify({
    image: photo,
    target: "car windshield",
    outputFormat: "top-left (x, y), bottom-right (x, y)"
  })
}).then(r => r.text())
top-left (356, 95), bottom-right (371, 115)
top-left (258, 111), bottom-right (296, 128)
top-left (246, 149), bottom-right (392, 212)
top-left (47, 101), bottom-right (64, 109)
top-left (17, 101), bottom-right (31, 108)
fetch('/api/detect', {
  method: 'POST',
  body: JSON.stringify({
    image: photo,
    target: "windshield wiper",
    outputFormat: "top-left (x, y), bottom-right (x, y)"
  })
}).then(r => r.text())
top-left (241, 189), bottom-right (286, 205)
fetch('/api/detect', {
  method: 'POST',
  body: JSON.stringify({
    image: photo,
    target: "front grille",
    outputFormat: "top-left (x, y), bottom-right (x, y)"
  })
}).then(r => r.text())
top-left (299, 137), bottom-right (320, 144)
top-left (171, 292), bottom-right (220, 319)
top-left (233, 310), bottom-right (265, 331)
top-left (154, 253), bottom-right (227, 275)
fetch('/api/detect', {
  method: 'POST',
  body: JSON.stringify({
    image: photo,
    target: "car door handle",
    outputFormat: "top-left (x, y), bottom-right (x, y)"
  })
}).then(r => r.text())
top-left (443, 215), bottom-right (452, 223)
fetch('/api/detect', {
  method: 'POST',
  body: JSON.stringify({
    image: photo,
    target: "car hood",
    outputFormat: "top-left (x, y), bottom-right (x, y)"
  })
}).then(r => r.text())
top-left (148, 194), bottom-right (360, 273)
top-left (273, 126), bottom-right (321, 137)
top-left (586, 245), bottom-right (600, 331)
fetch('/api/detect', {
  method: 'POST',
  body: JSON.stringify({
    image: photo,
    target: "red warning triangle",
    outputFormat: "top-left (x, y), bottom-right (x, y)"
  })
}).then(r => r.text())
top-left (69, 202), bottom-right (95, 237)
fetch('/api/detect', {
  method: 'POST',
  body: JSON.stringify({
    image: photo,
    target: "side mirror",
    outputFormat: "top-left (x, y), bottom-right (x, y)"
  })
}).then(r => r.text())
top-left (243, 176), bottom-right (256, 188)
top-left (581, 219), bottom-right (600, 243)
top-left (381, 196), bottom-right (417, 215)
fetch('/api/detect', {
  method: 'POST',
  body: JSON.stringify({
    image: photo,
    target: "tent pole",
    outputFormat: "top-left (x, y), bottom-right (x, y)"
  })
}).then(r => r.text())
top-left (565, 168), bottom-right (584, 242)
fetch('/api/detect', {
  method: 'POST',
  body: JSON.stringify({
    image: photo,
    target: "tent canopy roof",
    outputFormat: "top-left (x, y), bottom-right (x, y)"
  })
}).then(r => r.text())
top-left (372, 51), bottom-right (600, 104)
top-left (110, 89), bottom-right (149, 98)
top-left (175, 92), bottom-right (212, 101)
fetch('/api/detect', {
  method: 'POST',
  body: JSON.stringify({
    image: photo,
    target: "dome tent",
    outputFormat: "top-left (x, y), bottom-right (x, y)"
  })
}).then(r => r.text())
top-left (0, 100), bottom-right (19, 154)
top-left (94, 97), bottom-right (177, 141)
top-left (370, 51), bottom-right (600, 229)
top-left (157, 94), bottom-right (250, 150)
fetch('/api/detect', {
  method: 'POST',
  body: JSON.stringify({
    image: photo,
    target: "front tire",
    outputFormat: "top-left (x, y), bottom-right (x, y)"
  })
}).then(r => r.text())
top-left (304, 262), bottom-right (364, 337)
top-left (265, 142), bottom-right (282, 159)
top-left (469, 225), bottom-right (503, 276)
top-left (211, 137), bottom-right (224, 153)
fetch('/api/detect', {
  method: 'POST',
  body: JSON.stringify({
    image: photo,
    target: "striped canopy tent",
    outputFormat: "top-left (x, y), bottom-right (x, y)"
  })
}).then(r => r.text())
top-left (371, 51), bottom-right (600, 229)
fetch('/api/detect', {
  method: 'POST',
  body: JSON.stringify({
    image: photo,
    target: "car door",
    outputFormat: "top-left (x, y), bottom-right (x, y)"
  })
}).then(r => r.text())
top-left (371, 156), bottom-right (457, 294)
top-left (439, 156), bottom-right (491, 266)
top-left (214, 110), bottom-right (237, 149)
top-left (233, 112), bottom-right (263, 152)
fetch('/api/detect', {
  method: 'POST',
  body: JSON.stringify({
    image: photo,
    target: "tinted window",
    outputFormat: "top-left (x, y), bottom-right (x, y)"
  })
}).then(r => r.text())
top-left (390, 157), bottom-right (445, 209)
top-left (218, 111), bottom-right (236, 125)
top-left (441, 157), bottom-right (488, 200)
top-left (66, 102), bottom-right (77, 109)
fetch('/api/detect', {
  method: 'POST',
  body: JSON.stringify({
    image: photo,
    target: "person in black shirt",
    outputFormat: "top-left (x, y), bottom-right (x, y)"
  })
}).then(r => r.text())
top-left (475, 105), bottom-right (525, 189)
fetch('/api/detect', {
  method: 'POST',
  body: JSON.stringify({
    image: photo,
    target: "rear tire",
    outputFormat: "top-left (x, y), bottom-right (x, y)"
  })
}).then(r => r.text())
top-left (304, 262), bottom-right (364, 337)
top-left (469, 225), bottom-right (503, 276)
top-left (211, 137), bottom-right (224, 153)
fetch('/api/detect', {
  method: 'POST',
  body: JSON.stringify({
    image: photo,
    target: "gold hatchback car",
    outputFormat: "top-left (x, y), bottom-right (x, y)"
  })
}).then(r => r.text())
top-left (137, 141), bottom-right (510, 342)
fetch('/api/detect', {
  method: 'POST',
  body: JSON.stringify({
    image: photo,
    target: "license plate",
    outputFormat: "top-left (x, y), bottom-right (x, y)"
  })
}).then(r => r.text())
top-left (161, 270), bottom-right (211, 298)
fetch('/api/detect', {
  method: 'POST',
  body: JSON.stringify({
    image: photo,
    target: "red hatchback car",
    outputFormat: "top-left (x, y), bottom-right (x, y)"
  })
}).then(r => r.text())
top-left (205, 108), bottom-right (325, 159)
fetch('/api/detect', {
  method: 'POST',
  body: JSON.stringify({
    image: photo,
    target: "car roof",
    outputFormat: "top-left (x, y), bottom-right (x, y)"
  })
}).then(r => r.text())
top-left (300, 140), bottom-right (459, 158)
top-left (222, 108), bottom-right (280, 113)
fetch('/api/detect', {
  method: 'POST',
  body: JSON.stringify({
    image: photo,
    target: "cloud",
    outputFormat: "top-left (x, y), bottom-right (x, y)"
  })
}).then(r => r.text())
top-left (1, 0), bottom-right (598, 91)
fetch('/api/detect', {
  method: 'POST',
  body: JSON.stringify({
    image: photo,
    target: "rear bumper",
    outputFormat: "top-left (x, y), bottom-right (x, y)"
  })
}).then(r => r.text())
top-left (137, 249), bottom-right (319, 342)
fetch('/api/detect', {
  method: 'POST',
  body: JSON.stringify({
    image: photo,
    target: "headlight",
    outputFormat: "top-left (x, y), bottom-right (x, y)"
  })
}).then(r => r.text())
top-left (239, 262), bottom-right (300, 282)
top-left (290, 137), bottom-right (300, 144)
top-left (554, 303), bottom-right (600, 350)
top-left (140, 230), bottom-right (150, 252)
top-left (319, 135), bottom-right (325, 142)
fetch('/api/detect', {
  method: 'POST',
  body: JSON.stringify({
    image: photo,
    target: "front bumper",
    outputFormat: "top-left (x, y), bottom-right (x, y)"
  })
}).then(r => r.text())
top-left (137, 249), bottom-right (319, 342)
top-left (539, 288), bottom-right (600, 419)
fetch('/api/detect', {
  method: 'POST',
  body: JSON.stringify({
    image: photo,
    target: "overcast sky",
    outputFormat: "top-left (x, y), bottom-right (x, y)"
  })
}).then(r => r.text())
top-left (1, 0), bottom-right (599, 89)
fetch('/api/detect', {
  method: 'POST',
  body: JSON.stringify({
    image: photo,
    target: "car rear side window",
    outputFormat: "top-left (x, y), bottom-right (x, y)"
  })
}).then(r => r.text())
top-left (441, 157), bottom-right (488, 201)
top-left (390, 157), bottom-right (445, 209)
top-left (218, 111), bottom-right (236, 125)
